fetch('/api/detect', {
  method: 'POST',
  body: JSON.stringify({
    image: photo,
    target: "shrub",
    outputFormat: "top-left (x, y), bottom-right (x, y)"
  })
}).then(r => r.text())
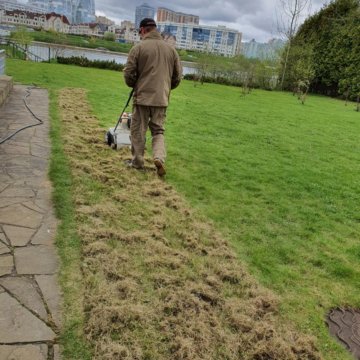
top-left (57, 56), bottom-right (124, 71)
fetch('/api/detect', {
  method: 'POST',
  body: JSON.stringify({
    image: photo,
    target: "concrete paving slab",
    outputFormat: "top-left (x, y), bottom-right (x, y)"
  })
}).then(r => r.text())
top-left (0, 255), bottom-right (14, 276)
top-left (36, 275), bottom-right (62, 328)
top-left (0, 277), bottom-right (48, 321)
top-left (0, 183), bottom-right (8, 193)
top-left (30, 144), bottom-right (50, 159)
top-left (5, 130), bottom-right (36, 142)
top-left (0, 186), bottom-right (35, 198)
top-left (0, 174), bottom-right (12, 183)
top-left (6, 168), bottom-right (40, 178)
top-left (0, 204), bottom-right (43, 228)
top-left (0, 197), bottom-right (30, 209)
top-left (36, 180), bottom-right (52, 199)
top-left (30, 157), bottom-right (48, 172)
top-left (0, 344), bottom-right (47, 360)
top-left (2, 156), bottom-right (32, 168)
top-left (2, 144), bottom-right (30, 156)
top-left (32, 213), bottom-right (58, 246)
top-left (54, 344), bottom-right (61, 360)
top-left (0, 232), bottom-right (9, 245)
top-left (1, 84), bottom-right (60, 351)
top-left (22, 200), bottom-right (46, 214)
top-left (12, 177), bottom-right (44, 188)
top-left (24, 177), bottom-right (46, 188)
top-left (0, 241), bottom-right (11, 255)
top-left (14, 245), bottom-right (58, 275)
top-left (34, 197), bottom-right (52, 212)
top-left (3, 225), bottom-right (36, 247)
top-left (0, 292), bottom-right (55, 343)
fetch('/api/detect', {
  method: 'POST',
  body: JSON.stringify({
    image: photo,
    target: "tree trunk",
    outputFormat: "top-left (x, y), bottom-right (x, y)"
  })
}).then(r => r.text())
top-left (280, 41), bottom-right (291, 90)
top-left (301, 87), bottom-right (309, 105)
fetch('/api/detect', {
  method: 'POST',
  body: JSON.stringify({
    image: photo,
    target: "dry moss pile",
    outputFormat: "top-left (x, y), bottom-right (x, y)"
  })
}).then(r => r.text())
top-left (59, 88), bottom-right (322, 360)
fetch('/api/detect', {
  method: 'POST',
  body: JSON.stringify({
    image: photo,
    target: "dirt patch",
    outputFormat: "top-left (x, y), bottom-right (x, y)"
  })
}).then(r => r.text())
top-left (59, 88), bottom-right (322, 359)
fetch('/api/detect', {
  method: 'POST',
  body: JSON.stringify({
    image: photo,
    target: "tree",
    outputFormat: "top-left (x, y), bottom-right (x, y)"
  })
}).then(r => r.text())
top-left (289, 0), bottom-right (360, 99)
top-left (277, 0), bottom-right (311, 90)
top-left (286, 44), bottom-right (315, 103)
top-left (47, 29), bottom-right (66, 58)
top-left (104, 32), bottom-right (116, 42)
top-left (195, 52), bottom-right (217, 85)
top-left (255, 61), bottom-right (279, 91)
top-left (10, 26), bottom-right (33, 60)
top-left (10, 26), bottom-right (33, 48)
top-left (340, 65), bottom-right (360, 111)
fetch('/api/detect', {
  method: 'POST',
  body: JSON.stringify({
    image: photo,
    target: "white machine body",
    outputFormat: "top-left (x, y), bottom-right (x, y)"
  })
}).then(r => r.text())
top-left (106, 113), bottom-right (132, 149)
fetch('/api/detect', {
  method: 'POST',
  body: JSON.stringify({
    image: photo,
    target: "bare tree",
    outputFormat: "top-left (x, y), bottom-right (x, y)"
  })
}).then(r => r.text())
top-left (277, 0), bottom-right (311, 90)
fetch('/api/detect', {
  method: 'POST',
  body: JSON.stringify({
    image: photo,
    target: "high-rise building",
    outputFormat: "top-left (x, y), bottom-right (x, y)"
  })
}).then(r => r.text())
top-left (135, 3), bottom-right (155, 29)
top-left (26, 0), bottom-right (95, 24)
top-left (1, 0), bottom-right (46, 13)
top-left (157, 22), bottom-right (242, 57)
top-left (242, 38), bottom-right (285, 60)
top-left (157, 7), bottom-right (199, 25)
top-left (27, 0), bottom-right (49, 13)
top-left (73, 0), bottom-right (95, 23)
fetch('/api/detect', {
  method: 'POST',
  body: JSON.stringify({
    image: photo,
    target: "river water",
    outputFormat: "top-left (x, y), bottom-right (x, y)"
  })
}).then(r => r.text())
top-left (28, 42), bottom-right (197, 75)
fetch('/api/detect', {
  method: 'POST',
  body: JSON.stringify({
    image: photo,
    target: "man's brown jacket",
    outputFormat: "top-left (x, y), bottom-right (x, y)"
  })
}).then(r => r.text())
top-left (124, 31), bottom-right (182, 107)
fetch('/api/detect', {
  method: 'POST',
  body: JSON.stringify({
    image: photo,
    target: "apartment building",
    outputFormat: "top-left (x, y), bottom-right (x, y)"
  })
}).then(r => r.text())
top-left (157, 7), bottom-right (199, 24)
top-left (0, 9), bottom-right (70, 32)
top-left (69, 22), bottom-right (101, 36)
top-left (95, 15), bottom-right (114, 26)
top-left (135, 3), bottom-right (155, 29)
top-left (242, 38), bottom-right (285, 60)
top-left (157, 22), bottom-right (242, 57)
top-left (45, 12), bottom-right (70, 32)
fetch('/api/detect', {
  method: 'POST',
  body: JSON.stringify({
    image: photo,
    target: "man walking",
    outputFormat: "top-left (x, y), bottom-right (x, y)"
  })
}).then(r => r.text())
top-left (123, 18), bottom-right (182, 176)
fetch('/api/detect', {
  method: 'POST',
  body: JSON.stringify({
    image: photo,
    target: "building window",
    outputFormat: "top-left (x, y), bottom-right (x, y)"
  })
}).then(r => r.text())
top-left (227, 32), bottom-right (235, 46)
top-left (182, 27), bottom-right (187, 40)
top-left (215, 31), bottom-right (222, 45)
top-left (163, 25), bottom-right (178, 37)
top-left (192, 28), bottom-right (210, 42)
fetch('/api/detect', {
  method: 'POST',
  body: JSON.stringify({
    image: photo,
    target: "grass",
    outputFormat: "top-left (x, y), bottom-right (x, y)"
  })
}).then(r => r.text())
top-left (53, 87), bottom-right (321, 359)
top-left (6, 59), bottom-right (360, 359)
top-left (47, 88), bottom-right (92, 359)
top-left (166, 86), bottom-right (360, 356)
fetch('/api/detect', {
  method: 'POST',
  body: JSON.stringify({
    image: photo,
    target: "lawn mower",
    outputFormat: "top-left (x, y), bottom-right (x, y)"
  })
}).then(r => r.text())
top-left (105, 89), bottom-right (134, 149)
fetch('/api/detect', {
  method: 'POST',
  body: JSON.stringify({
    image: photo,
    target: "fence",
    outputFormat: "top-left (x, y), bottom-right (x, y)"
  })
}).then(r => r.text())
top-left (0, 50), bottom-right (5, 75)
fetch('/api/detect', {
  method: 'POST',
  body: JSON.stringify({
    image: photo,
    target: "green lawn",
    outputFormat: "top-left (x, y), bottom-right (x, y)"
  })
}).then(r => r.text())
top-left (166, 85), bottom-right (360, 355)
top-left (6, 59), bottom-right (360, 359)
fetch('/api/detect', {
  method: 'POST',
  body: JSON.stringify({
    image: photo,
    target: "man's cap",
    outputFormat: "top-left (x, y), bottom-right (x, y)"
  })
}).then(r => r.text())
top-left (139, 18), bottom-right (157, 28)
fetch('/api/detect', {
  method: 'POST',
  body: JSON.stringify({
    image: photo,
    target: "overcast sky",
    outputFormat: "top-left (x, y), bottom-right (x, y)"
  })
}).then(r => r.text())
top-left (95, 0), bottom-right (328, 42)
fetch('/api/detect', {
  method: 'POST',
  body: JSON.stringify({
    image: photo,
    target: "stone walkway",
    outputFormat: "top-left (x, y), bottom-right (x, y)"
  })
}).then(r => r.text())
top-left (0, 85), bottom-right (61, 360)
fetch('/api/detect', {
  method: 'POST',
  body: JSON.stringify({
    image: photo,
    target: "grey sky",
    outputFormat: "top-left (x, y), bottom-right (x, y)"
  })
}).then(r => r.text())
top-left (95, 0), bottom-right (328, 42)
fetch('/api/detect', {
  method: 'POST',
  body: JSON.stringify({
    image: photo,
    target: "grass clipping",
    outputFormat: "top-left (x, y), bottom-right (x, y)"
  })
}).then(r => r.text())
top-left (59, 88), bottom-right (321, 360)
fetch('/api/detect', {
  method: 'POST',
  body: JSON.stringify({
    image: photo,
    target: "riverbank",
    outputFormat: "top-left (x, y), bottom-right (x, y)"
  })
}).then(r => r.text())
top-left (27, 41), bottom-right (198, 74)
top-left (30, 30), bottom-right (198, 62)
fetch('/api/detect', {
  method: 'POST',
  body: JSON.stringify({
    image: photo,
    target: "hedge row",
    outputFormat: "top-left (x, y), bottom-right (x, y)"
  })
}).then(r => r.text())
top-left (57, 56), bottom-right (124, 71)
top-left (184, 74), bottom-right (249, 88)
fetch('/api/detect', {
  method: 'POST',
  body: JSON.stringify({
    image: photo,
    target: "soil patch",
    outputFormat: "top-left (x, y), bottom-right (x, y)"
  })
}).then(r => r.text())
top-left (59, 88), bottom-right (322, 359)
